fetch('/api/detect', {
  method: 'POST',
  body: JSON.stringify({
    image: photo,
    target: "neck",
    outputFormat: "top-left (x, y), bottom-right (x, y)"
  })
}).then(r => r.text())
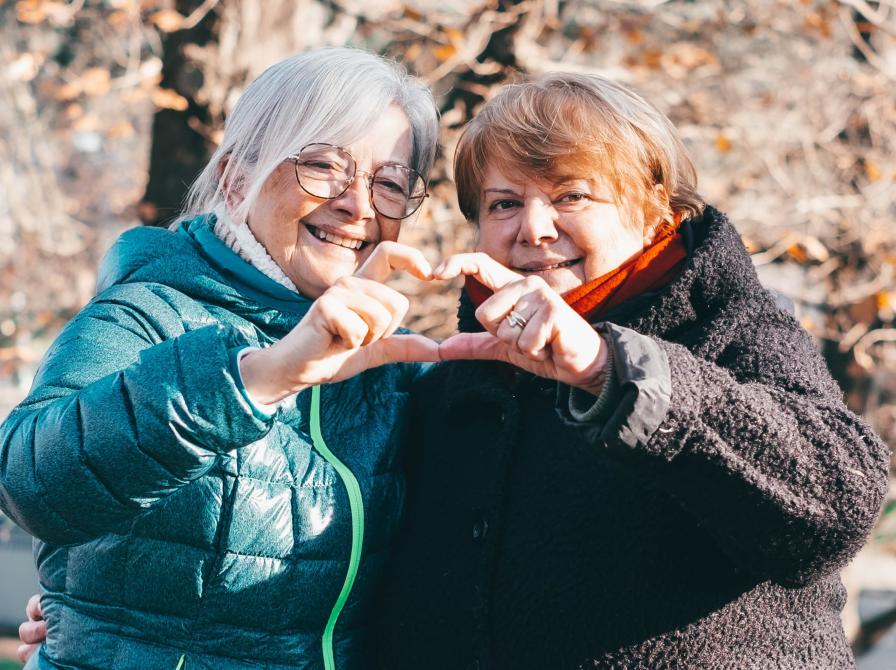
top-left (211, 203), bottom-right (299, 293)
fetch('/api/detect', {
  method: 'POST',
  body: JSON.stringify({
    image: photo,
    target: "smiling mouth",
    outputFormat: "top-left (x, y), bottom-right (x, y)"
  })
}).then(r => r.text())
top-left (514, 258), bottom-right (582, 273)
top-left (305, 224), bottom-right (370, 251)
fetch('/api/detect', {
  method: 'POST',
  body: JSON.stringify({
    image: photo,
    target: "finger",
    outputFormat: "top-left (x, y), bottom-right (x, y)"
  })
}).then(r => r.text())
top-left (356, 241), bottom-right (432, 282)
top-left (315, 296), bottom-right (371, 349)
top-left (19, 619), bottom-right (47, 645)
top-left (334, 278), bottom-right (410, 338)
top-left (431, 252), bottom-right (522, 291)
top-left (493, 303), bottom-right (551, 363)
top-left (438, 332), bottom-right (511, 362)
top-left (365, 333), bottom-right (441, 367)
top-left (321, 288), bottom-right (394, 346)
top-left (26, 593), bottom-right (42, 621)
top-left (17, 644), bottom-right (39, 663)
top-left (475, 278), bottom-right (552, 334)
top-left (494, 313), bottom-right (526, 350)
top-left (515, 307), bottom-right (553, 362)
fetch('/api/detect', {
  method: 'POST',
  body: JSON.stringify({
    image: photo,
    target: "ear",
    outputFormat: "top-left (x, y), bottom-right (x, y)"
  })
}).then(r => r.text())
top-left (643, 183), bottom-right (670, 245)
top-left (217, 154), bottom-right (245, 212)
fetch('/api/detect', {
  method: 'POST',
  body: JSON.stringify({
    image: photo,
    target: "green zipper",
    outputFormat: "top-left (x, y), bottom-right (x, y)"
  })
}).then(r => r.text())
top-left (310, 385), bottom-right (365, 670)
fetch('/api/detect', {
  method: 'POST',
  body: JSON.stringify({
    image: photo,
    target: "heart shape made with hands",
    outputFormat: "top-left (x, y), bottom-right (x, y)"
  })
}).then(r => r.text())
top-left (361, 244), bottom-right (608, 396)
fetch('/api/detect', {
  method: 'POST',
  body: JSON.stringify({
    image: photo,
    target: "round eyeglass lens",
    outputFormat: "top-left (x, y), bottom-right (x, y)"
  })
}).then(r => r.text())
top-left (371, 165), bottom-right (426, 219)
top-left (294, 144), bottom-right (354, 199)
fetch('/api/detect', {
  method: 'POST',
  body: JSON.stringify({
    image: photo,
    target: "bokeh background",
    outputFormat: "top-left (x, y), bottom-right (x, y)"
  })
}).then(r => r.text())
top-left (1, 0), bottom-right (895, 666)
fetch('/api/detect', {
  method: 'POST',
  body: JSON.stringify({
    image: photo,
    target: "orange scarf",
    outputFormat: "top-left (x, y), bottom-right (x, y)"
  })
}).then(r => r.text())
top-left (464, 222), bottom-right (688, 322)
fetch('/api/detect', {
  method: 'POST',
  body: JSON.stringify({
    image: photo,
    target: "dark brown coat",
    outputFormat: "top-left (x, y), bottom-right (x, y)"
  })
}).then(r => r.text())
top-left (372, 207), bottom-right (889, 670)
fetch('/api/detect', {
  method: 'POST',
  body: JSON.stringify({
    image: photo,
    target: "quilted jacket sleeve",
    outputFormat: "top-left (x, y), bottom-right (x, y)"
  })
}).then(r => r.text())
top-left (0, 288), bottom-right (274, 545)
top-left (558, 303), bottom-right (890, 586)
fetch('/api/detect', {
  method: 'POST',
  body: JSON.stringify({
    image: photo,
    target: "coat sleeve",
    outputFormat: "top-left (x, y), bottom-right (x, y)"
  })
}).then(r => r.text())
top-left (557, 304), bottom-right (890, 586)
top-left (0, 286), bottom-right (274, 545)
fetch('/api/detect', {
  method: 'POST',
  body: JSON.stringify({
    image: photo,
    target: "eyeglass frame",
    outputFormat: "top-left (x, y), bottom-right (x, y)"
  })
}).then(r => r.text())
top-left (287, 143), bottom-right (429, 220)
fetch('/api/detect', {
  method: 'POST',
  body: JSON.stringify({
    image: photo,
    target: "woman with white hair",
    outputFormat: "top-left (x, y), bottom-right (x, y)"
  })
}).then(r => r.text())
top-left (0, 47), bottom-right (440, 670)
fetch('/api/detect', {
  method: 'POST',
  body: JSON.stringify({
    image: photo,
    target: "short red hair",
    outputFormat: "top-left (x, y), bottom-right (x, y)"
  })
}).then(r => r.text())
top-left (454, 73), bottom-right (704, 235)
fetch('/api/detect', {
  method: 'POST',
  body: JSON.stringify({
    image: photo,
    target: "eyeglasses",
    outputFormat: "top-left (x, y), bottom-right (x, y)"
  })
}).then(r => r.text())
top-left (289, 143), bottom-right (428, 220)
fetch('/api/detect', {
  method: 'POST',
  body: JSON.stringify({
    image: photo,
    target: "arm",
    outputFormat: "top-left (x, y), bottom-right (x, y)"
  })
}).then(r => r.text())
top-left (1, 243), bottom-right (440, 547)
top-left (0, 289), bottom-right (273, 545)
top-left (563, 309), bottom-right (889, 586)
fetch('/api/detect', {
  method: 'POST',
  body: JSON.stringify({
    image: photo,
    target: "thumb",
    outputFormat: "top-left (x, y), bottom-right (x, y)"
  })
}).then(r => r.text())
top-left (438, 332), bottom-right (509, 362)
top-left (365, 333), bottom-right (441, 367)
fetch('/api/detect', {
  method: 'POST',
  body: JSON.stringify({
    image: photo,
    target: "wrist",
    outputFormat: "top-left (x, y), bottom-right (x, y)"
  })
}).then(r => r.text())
top-left (575, 336), bottom-right (611, 397)
top-left (239, 346), bottom-right (308, 406)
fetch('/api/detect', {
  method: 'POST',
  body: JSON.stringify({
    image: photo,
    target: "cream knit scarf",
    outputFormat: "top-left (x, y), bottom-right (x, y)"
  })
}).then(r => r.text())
top-left (212, 203), bottom-right (299, 293)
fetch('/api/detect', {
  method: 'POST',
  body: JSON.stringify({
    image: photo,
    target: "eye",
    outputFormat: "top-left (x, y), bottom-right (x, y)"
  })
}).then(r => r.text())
top-left (488, 199), bottom-right (520, 212)
top-left (556, 191), bottom-right (590, 204)
top-left (303, 160), bottom-right (337, 170)
top-left (374, 177), bottom-right (406, 194)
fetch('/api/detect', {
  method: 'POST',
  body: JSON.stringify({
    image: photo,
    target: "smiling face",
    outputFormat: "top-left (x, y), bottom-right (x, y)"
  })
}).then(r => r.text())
top-left (244, 105), bottom-right (413, 298)
top-left (476, 163), bottom-right (655, 294)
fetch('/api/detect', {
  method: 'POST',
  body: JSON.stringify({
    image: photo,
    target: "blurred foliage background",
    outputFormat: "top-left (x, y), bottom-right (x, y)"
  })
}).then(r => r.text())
top-left (1, 0), bottom-right (896, 658)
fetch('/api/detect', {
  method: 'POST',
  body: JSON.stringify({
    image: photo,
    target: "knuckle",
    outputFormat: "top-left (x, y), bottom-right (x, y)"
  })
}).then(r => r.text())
top-left (392, 292), bottom-right (410, 314)
top-left (335, 275), bottom-right (359, 290)
top-left (315, 294), bottom-right (338, 315)
top-left (375, 241), bottom-right (396, 259)
top-left (473, 252), bottom-right (491, 265)
top-left (525, 275), bottom-right (548, 292)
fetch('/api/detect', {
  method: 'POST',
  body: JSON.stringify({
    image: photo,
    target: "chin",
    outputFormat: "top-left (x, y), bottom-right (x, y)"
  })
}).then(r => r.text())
top-left (542, 271), bottom-right (586, 295)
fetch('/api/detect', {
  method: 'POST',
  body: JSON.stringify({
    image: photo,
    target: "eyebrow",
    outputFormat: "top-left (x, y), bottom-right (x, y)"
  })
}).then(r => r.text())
top-left (483, 188), bottom-right (520, 196)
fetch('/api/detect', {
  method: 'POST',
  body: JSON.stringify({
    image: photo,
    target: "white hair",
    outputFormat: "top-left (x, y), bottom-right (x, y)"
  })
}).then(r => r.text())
top-left (179, 47), bottom-right (439, 226)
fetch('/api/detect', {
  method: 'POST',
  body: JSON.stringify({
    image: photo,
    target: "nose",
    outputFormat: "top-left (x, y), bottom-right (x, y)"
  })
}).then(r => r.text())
top-left (332, 171), bottom-right (376, 221)
top-left (517, 199), bottom-right (559, 246)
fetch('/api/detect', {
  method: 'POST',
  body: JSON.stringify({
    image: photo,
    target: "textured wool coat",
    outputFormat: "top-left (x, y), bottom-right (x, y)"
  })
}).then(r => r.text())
top-left (372, 207), bottom-right (890, 670)
top-left (0, 214), bottom-right (420, 670)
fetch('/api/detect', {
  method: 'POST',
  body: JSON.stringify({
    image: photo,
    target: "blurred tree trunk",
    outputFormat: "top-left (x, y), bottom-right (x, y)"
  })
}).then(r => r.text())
top-left (139, 0), bottom-right (219, 226)
top-left (138, 0), bottom-right (347, 226)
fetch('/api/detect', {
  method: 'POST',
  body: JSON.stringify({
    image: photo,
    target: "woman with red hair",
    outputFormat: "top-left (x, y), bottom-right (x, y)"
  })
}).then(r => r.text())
top-left (372, 72), bottom-right (889, 669)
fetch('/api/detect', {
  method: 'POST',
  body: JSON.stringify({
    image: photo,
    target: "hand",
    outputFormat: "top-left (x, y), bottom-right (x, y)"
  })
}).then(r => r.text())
top-left (17, 593), bottom-right (45, 663)
top-left (433, 253), bottom-right (609, 395)
top-left (240, 242), bottom-right (440, 403)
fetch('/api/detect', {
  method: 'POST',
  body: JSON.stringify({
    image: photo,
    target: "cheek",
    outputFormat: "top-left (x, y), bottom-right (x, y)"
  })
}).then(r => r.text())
top-left (380, 219), bottom-right (401, 243)
top-left (475, 223), bottom-right (513, 262)
top-left (590, 230), bottom-right (642, 270)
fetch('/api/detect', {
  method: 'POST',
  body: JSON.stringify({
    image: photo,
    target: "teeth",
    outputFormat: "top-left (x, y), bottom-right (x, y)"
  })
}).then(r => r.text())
top-left (520, 259), bottom-right (579, 272)
top-left (310, 226), bottom-right (364, 250)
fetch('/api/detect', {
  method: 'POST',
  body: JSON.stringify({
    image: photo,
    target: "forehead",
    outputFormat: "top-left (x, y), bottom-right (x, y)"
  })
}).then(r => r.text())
top-left (480, 163), bottom-right (602, 193)
top-left (341, 105), bottom-right (413, 166)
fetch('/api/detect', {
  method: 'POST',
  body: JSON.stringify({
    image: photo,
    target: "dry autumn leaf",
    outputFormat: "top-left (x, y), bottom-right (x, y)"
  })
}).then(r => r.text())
top-left (152, 88), bottom-right (189, 111)
top-left (670, 43), bottom-right (718, 69)
top-left (150, 9), bottom-right (185, 33)
top-left (64, 103), bottom-right (84, 121)
top-left (444, 27), bottom-right (464, 45)
top-left (107, 120), bottom-right (136, 140)
top-left (54, 80), bottom-right (83, 102)
top-left (433, 44), bottom-right (458, 62)
top-left (402, 5), bottom-right (423, 21)
top-left (714, 133), bottom-right (732, 153)
top-left (403, 43), bottom-right (423, 62)
top-left (16, 0), bottom-right (47, 23)
top-left (787, 244), bottom-right (809, 264)
top-left (80, 68), bottom-right (112, 97)
top-left (803, 11), bottom-right (832, 38)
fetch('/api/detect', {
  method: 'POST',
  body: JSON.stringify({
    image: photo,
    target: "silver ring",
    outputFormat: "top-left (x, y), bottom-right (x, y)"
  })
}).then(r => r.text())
top-left (506, 309), bottom-right (528, 329)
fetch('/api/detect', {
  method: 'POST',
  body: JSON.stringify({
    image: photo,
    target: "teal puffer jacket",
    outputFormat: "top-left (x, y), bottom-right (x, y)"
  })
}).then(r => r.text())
top-left (0, 214), bottom-right (421, 670)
